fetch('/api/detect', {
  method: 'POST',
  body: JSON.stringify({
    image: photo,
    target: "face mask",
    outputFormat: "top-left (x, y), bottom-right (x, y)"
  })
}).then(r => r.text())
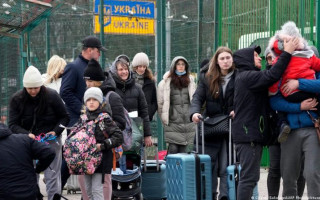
top-left (175, 70), bottom-right (186, 76)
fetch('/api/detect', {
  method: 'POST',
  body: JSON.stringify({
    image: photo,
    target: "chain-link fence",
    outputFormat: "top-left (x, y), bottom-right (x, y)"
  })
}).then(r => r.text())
top-left (0, 1), bottom-right (318, 150)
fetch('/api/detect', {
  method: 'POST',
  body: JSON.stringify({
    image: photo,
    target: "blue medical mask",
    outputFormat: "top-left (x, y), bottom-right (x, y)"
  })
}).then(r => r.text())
top-left (175, 70), bottom-right (186, 76)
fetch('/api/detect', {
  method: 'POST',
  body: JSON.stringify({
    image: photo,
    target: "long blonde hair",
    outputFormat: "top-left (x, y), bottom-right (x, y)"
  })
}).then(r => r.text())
top-left (45, 55), bottom-right (67, 84)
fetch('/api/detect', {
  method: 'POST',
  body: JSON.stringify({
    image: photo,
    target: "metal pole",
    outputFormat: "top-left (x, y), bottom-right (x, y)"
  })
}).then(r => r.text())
top-left (19, 35), bottom-right (26, 89)
top-left (165, 2), bottom-right (171, 69)
top-left (99, 0), bottom-right (105, 68)
top-left (214, 0), bottom-right (220, 51)
top-left (316, 0), bottom-right (320, 50)
top-left (46, 17), bottom-right (50, 62)
top-left (197, 0), bottom-right (203, 75)
top-left (310, 0), bottom-right (314, 43)
top-left (27, 31), bottom-right (31, 66)
top-left (299, 0), bottom-right (305, 37)
top-left (156, 0), bottom-right (164, 150)
top-left (270, 0), bottom-right (277, 36)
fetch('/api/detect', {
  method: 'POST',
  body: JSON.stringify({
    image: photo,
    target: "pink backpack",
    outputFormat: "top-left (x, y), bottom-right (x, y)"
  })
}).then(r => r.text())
top-left (63, 113), bottom-right (109, 175)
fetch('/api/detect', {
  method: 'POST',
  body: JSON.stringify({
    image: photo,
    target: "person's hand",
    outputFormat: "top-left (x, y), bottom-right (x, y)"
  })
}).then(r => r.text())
top-left (229, 110), bottom-right (235, 119)
top-left (144, 136), bottom-right (153, 147)
top-left (96, 143), bottom-right (102, 152)
top-left (300, 98), bottom-right (318, 111)
top-left (46, 131), bottom-right (56, 136)
top-left (282, 79), bottom-right (299, 95)
top-left (28, 133), bottom-right (35, 139)
top-left (283, 37), bottom-right (299, 54)
top-left (192, 113), bottom-right (202, 123)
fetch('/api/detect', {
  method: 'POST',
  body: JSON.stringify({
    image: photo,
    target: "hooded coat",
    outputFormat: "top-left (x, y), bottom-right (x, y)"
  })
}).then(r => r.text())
top-left (157, 56), bottom-right (196, 145)
top-left (109, 59), bottom-right (151, 137)
top-left (0, 123), bottom-right (55, 199)
top-left (232, 45), bottom-right (292, 144)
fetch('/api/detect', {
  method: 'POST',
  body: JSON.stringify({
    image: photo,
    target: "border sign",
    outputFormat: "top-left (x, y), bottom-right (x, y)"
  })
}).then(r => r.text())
top-left (94, 0), bottom-right (155, 35)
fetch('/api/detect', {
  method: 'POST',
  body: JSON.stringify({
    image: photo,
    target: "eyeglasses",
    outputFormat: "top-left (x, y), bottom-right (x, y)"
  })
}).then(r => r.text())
top-left (266, 56), bottom-right (273, 61)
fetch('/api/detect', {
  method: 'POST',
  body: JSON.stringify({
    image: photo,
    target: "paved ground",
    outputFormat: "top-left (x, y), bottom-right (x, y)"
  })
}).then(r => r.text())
top-left (39, 167), bottom-right (308, 200)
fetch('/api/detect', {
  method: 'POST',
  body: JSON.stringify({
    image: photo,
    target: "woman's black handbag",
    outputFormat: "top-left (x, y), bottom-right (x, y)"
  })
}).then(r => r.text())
top-left (203, 114), bottom-right (230, 138)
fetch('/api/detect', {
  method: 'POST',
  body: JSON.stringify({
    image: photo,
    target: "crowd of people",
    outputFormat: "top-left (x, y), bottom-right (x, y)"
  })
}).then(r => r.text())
top-left (1, 21), bottom-right (320, 200)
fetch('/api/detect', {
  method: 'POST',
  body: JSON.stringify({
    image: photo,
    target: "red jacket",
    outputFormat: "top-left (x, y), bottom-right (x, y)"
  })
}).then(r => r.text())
top-left (269, 40), bottom-right (320, 97)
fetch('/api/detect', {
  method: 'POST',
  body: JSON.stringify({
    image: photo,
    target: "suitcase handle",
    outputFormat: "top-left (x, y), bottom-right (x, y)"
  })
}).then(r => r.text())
top-left (228, 118), bottom-right (236, 165)
top-left (195, 115), bottom-right (205, 154)
top-left (143, 143), bottom-right (160, 172)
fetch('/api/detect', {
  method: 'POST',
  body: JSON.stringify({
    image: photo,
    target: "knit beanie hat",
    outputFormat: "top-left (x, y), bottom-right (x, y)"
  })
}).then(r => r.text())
top-left (279, 21), bottom-right (301, 38)
top-left (84, 59), bottom-right (105, 81)
top-left (132, 52), bottom-right (149, 68)
top-left (84, 87), bottom-right (103, 104)
top-left (23, 66), bottom-right (43, 88)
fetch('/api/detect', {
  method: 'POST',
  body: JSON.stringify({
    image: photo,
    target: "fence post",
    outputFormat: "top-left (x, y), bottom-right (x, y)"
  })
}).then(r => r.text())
top-left (99, 0), bottom-right (105, 68)
top-left (317, 0), bottom-right (320, 50)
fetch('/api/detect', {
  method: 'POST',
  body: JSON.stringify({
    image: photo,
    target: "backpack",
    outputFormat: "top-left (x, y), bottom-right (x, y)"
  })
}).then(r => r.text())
top-left (106, 91), bottom-right (133, 151)
top-left (63, 113), bottom-right (109, 175)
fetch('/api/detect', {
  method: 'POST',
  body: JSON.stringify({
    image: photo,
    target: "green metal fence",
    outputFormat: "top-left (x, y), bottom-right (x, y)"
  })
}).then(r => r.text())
top-left (0, 0), bottom-right (319, 160)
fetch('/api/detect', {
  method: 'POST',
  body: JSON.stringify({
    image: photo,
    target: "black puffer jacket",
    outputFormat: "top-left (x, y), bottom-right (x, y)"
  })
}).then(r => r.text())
top-left (111, 71), bottom-right (151, 137)
top-left (0, 123), bottom-right (55, 199)
top-left (232, 45), bottom-right (291, 144)
top-left (79, 107), bottom-right (123, 174)
top-left (9, 87), bottom-right (70, 136)
top-left (133, 72), bottom-right (158, 121)
top-left (100, 72), bottom-right (126, 130)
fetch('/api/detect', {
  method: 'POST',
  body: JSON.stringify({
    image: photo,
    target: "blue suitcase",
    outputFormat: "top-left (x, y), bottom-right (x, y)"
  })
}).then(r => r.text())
top-left (227, 120), bottom-right (258, 200)
top-left (166, 119), bottom-right (212, 200)
top-left (141, 144), bottom-right (167, 200)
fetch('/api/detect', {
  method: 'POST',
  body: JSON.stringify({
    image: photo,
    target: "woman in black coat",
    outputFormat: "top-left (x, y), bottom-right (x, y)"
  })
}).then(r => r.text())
top-left (9, 66), bottom-right (69, 200)
top-left (132, 52), bottom-right (158, 121)
top-left (190, 47), bottom-right (236, 200)
top-left (110, 55), bottom-right (153, 147)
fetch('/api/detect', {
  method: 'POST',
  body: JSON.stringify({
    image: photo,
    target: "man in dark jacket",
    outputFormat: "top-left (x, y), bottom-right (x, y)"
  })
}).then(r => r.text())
top-left (232, 38), bottom-right (298, 200)
top-left (0, 123), bottom-right (55, 199)
top-left (60, 36), bottom-right (106, 126)
top-left (60, 36), bottom-right (107, 190)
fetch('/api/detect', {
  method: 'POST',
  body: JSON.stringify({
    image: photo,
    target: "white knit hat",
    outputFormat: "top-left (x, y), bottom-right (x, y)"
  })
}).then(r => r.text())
top-left (84, 87), bottom-right (103, 104)
top-left (23, 66), bottom-right (43, 88)
top-left (279, 21), bottom-right (301, 38)
top-left (132, 52), bottom-right (149, 68)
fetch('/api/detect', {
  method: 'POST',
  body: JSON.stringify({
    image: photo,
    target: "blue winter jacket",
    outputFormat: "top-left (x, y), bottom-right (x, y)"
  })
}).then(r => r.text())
top-left (60, 54), bottom-right (89, 125)
top-left (270, 73), bottom-right (320, 130)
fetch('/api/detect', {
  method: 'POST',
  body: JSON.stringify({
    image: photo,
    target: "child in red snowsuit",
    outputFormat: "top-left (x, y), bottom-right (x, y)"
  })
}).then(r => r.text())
top-left (268, 21), bottom-right (320, 142)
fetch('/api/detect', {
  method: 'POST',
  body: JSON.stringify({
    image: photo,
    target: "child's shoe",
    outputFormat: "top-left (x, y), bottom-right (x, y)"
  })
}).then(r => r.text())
top-left (278, 122), bottom-right (291, 143)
